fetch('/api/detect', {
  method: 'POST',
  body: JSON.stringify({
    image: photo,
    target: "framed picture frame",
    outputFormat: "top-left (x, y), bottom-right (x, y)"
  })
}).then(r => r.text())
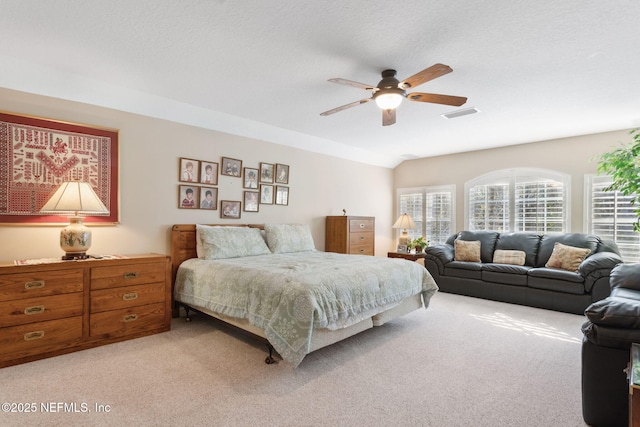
top-left (275, 186), bottom-right (289, 205)
top-left (259, 162), bottom-right (274, 183)
top-left (275, 163), bottom-right (289, 184)
top-left (220, 200), bottom-right (241, 219)
top-left (243, 191), bottom-right (259, 212)
top-left (0, 111), bottom-right (119, 224)
top-left (178, 185), bottom-right (199, 209)
top-left (200, 161), bottom-right (218, 185)
top-left (260, 184), bottom-right (274, 204)
top-left (199, 186), bottom-right (217, 209)
top-left (179, 158), bottom-right (200, 183)
top-left (221, 157), bottom-right (242, 177)
top-left (243, 167), bottom-right (259, 189)
top-left (397, 245), bottom-right (408, 253)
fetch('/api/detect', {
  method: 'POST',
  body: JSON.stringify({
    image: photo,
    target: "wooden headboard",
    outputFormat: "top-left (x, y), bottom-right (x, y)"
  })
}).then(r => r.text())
top-left (170, 224), bottom-right (264, 286)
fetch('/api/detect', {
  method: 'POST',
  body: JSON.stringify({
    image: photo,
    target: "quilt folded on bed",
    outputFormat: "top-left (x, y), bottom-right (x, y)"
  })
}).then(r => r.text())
top-left (175, 251), bottom-right (438, 367)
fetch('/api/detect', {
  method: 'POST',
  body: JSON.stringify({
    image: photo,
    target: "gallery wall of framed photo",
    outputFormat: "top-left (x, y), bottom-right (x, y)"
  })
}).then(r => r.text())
top-left (178, 156), bottom-right (289, 219)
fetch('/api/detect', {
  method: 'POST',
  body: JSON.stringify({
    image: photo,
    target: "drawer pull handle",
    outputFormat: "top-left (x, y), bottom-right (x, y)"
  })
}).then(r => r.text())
top-left (24, 305), bottom-right (45, 315)
top-left (123, 292), bottom-right (138, 301)
top-left (25, 280), bottom-right (45, 289)
top-left (359, 248), bottom-right (365, 253)
top-left (24, 331), bottom-right (45, 341)
top-left (359, 223), bottom-right (365, 229)
top-left (124, 272), bottom-right (138, 279)
top-left (123, 314), bottom-right (138, 323)
top-left (359, 236), bottom-right (365, 240)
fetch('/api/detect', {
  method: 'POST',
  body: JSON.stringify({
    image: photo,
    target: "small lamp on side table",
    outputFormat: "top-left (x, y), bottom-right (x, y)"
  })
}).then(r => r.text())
top-left (392, 213), bottom-right (415, 252)
top-left (40, 180), bottom-right (109, 260)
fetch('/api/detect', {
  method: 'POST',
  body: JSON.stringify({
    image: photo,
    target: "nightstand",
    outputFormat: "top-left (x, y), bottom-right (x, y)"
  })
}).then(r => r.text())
top-left (0, 253), bottom-right (170, 368)
top-left (387, 251), bottom-right (426, 262)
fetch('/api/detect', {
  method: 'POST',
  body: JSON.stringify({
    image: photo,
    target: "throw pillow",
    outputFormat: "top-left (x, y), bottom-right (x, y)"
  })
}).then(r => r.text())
top-left (493, 249), bottom-right (526, 266)
top-left (454, 240), bottom-right (481, 262)
top-left (545, 242), bottom-right (591, 272)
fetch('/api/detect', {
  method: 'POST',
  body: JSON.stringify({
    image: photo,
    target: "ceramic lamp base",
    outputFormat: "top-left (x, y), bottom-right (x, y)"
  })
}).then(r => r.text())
top-left (60, 216), bottom-right (92, 260)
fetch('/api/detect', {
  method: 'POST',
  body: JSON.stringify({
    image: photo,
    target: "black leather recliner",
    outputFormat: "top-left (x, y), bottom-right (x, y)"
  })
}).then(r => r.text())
top-left (582, 263), bottom-right (640, 426)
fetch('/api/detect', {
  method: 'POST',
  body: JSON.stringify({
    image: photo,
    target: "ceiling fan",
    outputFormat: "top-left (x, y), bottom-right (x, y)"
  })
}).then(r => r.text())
top-left (320, 63), bottom-right (467, 126)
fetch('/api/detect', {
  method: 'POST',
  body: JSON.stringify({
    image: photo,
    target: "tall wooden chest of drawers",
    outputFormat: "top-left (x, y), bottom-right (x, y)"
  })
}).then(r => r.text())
top-left (325, 216), bottom-right (375, 255)
top-left (0, 254), bottom-right (170, 368)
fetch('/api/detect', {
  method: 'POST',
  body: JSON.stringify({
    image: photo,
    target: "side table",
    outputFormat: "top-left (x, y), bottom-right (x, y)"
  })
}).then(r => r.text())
top-left (387, 251), bottom-right (426, 262)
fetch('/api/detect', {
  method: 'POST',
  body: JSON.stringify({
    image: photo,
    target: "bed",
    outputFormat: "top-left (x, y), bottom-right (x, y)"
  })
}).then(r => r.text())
top-left (171, 223), bottom-right (438, 367)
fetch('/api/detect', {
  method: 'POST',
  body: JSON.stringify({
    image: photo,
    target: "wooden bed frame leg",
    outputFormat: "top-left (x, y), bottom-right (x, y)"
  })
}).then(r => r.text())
top-left (265, 344), bottom-right (276, 365)
top-left (184, 305), bottom-right (192, 322)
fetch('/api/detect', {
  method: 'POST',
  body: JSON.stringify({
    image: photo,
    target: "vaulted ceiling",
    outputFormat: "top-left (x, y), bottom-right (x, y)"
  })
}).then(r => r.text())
top-left (1, 1), bottom-right (639, 167)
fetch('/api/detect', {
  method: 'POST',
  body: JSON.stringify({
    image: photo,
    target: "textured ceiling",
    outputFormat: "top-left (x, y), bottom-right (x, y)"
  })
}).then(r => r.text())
top-left (1, 1), bottom-right (639, 167)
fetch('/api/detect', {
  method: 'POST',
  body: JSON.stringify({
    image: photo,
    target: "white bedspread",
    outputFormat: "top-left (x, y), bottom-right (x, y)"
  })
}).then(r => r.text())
top-left (175, 251), bottom-right (438, 366)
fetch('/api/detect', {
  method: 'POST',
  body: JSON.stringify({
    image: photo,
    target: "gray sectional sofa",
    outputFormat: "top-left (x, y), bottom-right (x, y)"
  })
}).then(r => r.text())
top-left (424, 231), bottom-right (623, 314)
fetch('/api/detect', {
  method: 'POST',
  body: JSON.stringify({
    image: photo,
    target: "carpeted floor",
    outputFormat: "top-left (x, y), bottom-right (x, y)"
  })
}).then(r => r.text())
top-left (0, 292), bottom-right (588, 426)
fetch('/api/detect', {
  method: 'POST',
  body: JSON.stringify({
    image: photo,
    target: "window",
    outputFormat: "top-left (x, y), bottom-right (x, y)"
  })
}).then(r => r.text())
top-left (585, 175), bottom-right (640, 263)
top-left (397, 186), bottom-right (455, 245)
top-left (465, 168), bottom-right (570, 233)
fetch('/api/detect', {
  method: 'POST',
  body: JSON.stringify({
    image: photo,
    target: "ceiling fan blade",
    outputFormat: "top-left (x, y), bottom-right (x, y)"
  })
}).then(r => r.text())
top-left (328, 78), bottom-right (375, 91)
top-left (320, 98), bottom-right (372, 116)
top-left (400, 63), bottom-right (453, 89)
top-left (382, 109), bottom-right (396, 126)
top-left (406, 92), bottom-right (467, 106)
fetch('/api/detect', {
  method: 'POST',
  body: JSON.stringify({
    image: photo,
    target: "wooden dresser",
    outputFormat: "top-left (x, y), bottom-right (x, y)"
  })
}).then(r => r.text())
top-left (325, 216), bottom-right (375, 255)
top-left (0, 253), bottom-right (171, 368)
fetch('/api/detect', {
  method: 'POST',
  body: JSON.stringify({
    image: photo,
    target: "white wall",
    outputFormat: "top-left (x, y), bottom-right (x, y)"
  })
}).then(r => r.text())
top-left (0, 88), bottom-right (394, 261)
top-left (394, 129), bottom-right (634, 234)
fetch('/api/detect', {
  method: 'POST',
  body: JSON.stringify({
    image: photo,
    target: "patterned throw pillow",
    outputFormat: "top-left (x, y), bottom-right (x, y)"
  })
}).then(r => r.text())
top-left (493, 249), bottom-right (526, 266)
top-left (264, 224), bottom-right (316, 253)
top-left (198, 225), bottom-right (271, 260)
top-left (454, 240), bottom-right (481, 262)
top-left (545, 242), bottom-right (591, 272)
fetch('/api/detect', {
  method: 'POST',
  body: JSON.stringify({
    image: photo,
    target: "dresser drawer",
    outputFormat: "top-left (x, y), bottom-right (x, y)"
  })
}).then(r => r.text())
top-left (0, 269), bottom-right (83, 302)
top-left (91, 262), bottom-right (166, 290)
top-left (0, 316), bottom-right (83, 363)
top-left (349, 245), bottom-right (374, 256)
top-left (349, 219), bottom-right (374, 233)
top-left (349, 231), bottom-right (374, 247)
top-left (0, 292), bottom-right (83, 327)
top-left (91, 282), bottom-right (165, 314)
top-left (90, 303), bottom-right (165, 337)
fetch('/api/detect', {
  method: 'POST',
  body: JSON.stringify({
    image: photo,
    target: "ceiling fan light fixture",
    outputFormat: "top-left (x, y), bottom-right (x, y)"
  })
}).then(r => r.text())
top-left (374, 91), bottom-right (404, 110)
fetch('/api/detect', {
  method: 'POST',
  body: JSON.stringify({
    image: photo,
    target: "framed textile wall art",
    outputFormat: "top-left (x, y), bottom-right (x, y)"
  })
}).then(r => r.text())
top-left (0, 111), bottom-right (119, 224)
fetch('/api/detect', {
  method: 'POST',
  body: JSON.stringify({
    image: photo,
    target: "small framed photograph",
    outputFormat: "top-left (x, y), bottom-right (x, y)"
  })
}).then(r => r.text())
top-left (275, 163), bottom-right (289, 184)
top-left (243, 167), bottom-right (259, 189)
top-left (200, 161), bottom-right (218, 185)
top-left (260, 184), bottom-right (274, 204)
top-left (259, 162), bottom-right (274, 183)
top-left (397, 245), bottom-right (408, 253)
top-left (275, 186), bottom-right (289, 205)
top-left (221, 157), bottom-right (242, 177)
top-left (220, 200), bottom-right (241, 219)
top-left (178, 185), bottom-right (199, 209)
top-left (199, 186), bottom-right (217, 209)
top-left (243, 191), bottom-right (259, 212)
top-left (179, 158), bottom-right (199, 183)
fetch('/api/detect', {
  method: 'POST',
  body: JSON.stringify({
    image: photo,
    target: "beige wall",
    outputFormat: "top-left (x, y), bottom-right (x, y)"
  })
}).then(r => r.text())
top-left (0, 88), bottom-right (394, 261)
top-left (394, 129), bottom-right (633, 234)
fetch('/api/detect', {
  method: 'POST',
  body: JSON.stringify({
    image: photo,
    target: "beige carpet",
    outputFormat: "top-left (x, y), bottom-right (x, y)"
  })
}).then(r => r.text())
top-left (0, 292), bottom-right (587, 426)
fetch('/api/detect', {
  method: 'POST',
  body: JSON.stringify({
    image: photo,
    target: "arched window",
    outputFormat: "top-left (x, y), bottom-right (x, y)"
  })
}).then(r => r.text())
top-left (465, 168), bottom-right (570, 232)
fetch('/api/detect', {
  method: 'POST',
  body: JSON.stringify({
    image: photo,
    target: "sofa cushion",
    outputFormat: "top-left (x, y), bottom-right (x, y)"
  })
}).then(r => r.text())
top-left (457, 231), bottom-right (499, 263)
top-left (545, 242), bottom-right (591, 272)
top-left (494, 232), bottom-right (541, 266)
top-left (482, 264), bottom-right (530, 286)
top-left (610, 263), bottom-right (640, 291)
top-left (536, 233), bottom-right (599, 267)
top-left (582, 321), bottom-right (640, 350)
top-left (585, 296), bottom-right (640, 329)
top-left (528, 267), bottom-right (585, 294)
top-left (493, 249), bottom-right (526, 266)
top-left (454, 239), bottom-right (481, 262)
top-left (444, 261), bottom-right (482, 279)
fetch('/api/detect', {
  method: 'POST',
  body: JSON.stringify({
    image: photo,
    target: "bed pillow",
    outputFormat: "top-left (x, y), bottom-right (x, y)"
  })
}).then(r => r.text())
top-left (197, 225), bottom-right (271, 260)
top-left (545, 242), bottom-right (591, 272)
top-left (264, 223), bottom-right (315, 253)
top-left (493, 249), bottom-right (526, 266)
top-left (454, 240), bottom-right (481, 262)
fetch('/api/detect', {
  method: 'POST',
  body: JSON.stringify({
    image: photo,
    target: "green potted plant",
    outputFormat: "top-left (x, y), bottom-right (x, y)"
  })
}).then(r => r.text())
top-left (597, 128), bottom-right (640, 232)
top-left (411, 236), bottom-right (429, 253)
